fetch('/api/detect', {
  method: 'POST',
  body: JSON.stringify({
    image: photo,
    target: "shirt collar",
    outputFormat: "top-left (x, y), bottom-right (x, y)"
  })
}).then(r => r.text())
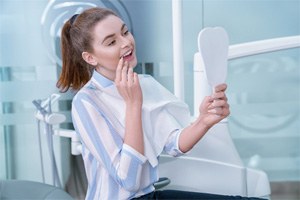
top-left (92, 70), bottom-right (114, 88)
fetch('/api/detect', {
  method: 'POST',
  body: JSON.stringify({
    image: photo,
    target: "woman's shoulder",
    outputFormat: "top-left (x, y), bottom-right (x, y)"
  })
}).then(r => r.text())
top-left (72, 80), bottom-right (96, 104)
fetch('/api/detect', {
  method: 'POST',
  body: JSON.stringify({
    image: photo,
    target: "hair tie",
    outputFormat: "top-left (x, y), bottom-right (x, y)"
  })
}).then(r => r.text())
top-left (70, 14), bottom-right (79, 25)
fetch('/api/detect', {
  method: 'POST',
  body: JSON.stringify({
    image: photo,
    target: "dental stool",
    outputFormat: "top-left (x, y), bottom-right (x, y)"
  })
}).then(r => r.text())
top-left (0, 180), bottom-right (73, 200)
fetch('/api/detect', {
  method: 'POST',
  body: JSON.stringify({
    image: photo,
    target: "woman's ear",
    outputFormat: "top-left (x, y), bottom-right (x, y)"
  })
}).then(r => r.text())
top-left (82, 52), bottom-right (98, 66)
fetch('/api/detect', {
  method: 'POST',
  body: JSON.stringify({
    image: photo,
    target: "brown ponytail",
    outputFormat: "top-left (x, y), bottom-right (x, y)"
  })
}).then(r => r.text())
top-left (56, 7), bottom-right (118, 92)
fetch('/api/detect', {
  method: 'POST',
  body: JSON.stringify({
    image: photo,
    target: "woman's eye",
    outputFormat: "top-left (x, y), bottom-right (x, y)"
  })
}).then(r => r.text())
top-left (124, 30), bottom-right (129, 35)
top-left (108, 40), bottom-right (116, 46)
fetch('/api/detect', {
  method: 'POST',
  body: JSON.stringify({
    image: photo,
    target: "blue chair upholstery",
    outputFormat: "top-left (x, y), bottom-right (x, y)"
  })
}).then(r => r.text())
top-left (0, 180), bottom-right (73, 200)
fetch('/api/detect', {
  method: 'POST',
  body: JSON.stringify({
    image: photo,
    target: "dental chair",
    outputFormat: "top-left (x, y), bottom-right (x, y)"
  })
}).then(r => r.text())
top-left (158, 120), bottom-right (270, 198)
top-left (157, 27), bottom-right (271, 199)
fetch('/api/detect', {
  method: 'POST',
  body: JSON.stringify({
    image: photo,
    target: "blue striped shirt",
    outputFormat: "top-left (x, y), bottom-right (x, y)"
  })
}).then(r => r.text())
top-left (71, 71), bottom-right (184, 200)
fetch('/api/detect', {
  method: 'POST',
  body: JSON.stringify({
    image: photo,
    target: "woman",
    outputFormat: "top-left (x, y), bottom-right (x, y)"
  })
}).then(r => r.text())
top-left (57, 7), bottom-right (263, 200)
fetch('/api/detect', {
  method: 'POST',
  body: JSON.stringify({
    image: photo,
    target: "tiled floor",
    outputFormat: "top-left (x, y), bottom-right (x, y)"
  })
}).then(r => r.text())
top-left (270, 181), bottom-right (300, 200)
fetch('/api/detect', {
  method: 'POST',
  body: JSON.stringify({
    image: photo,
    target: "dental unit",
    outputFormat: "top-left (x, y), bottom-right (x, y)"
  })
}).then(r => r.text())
top-left (32, 94), bottom-right (66, 188)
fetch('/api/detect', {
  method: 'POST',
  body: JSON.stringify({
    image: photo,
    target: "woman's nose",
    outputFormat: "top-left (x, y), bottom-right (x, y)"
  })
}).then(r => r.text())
top-left (120, 36), bottom-right (131, 48)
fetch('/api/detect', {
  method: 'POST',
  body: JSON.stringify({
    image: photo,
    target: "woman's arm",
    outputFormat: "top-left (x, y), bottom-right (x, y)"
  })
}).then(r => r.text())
top-left (178, 83), bottom-right (230, 153)
top-left (72, 93), bottom-right (146, 191)
top-left (115, 58), bottom-right (144, 155)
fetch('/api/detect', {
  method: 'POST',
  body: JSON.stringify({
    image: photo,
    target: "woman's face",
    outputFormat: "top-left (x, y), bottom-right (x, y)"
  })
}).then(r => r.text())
top-left (86, 15), bottom-right (137, 80)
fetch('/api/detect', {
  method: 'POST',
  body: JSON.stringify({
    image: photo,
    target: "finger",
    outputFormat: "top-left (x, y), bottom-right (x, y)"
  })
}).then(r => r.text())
top-left (214, 83), bottom-right (227, 92)
top-left (211, 104), bottom-right (230, 116)
top-left (128, 67), bottom-right (134, 84)
top-left (133, 72), bottom-right (138, 81)
top-left (208, 107), bottom-right (221, 114)
top-left (133, 72), bottom-right (141, 85)
top-left (212, 91), bottom-right (226, 100)
top-left (201, 96), bottom-right (213, 108)
top-left (222, 107), bottom-right (230, 116)
top-left (121, 61), bottom-right (128, 82)
top-left (134, 72), bottom-right (139, 80)
top-left (203, 96), bottom-right (213, 103)
top-left (208, 99), bottom-right (227, 109)
top-left (199, 96), bottom-right (213, 114)
top-left (208, 107), bottom-right (224, 116)
top-left (115, 57), bottom-right (124, 82)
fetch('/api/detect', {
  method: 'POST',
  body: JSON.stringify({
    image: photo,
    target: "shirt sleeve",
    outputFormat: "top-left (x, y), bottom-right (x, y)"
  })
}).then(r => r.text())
top-left (72, 92), bottom-right (147, 192)
top-left (163, 128), bottom-right (185, 157)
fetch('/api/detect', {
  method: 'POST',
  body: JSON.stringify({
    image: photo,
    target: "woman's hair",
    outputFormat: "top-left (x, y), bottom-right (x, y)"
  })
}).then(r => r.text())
top-left (57, 7), bottom-right (118, 92)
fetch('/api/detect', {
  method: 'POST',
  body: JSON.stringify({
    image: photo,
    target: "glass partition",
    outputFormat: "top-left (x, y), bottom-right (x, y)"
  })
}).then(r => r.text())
top-left (227, 48), bottom-right (300, 181)
top-left (0, 0), bottom-right (71, 185)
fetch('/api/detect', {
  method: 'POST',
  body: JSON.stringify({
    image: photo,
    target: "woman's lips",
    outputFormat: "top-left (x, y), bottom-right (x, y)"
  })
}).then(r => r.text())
top-left (122, 50), bottom-right (134, 62)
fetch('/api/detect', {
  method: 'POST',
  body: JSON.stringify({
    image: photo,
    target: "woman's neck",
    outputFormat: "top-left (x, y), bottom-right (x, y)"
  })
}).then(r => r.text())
top-left (95, 67), bottom-right (115, 81)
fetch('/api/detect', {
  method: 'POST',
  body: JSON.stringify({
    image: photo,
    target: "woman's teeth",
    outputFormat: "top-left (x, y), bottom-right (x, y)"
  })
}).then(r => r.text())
top-left (123, 51), bottom-right (132, 58)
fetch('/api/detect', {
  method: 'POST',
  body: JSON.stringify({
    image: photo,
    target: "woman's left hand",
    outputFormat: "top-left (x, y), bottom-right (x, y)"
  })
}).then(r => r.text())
top-left (198, 83), bottom-right (230, 129)
top-left (179, 83), bottom-right (230, 153)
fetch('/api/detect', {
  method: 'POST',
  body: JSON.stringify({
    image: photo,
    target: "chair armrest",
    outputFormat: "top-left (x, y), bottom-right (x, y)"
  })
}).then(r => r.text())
top-left (153, 177), bottom-right (171, 190)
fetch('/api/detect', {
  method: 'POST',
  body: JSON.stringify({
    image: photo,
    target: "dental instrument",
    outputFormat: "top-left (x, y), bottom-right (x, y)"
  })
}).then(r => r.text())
top-left (32, 94), bottom-right (66, 188)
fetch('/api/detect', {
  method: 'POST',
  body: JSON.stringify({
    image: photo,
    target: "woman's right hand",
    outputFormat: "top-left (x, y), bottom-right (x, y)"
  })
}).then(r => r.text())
top-left (115, 58), bottom-right (144, 155)
top-left (114, 57), bottom-right (143, 107)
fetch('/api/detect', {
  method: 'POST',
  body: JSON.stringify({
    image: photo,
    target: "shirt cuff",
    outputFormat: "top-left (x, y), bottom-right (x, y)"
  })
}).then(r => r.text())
top-left (123, 144), bottom-right (147, 164)
top-left (175, 128), bottom-right (185, 155)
